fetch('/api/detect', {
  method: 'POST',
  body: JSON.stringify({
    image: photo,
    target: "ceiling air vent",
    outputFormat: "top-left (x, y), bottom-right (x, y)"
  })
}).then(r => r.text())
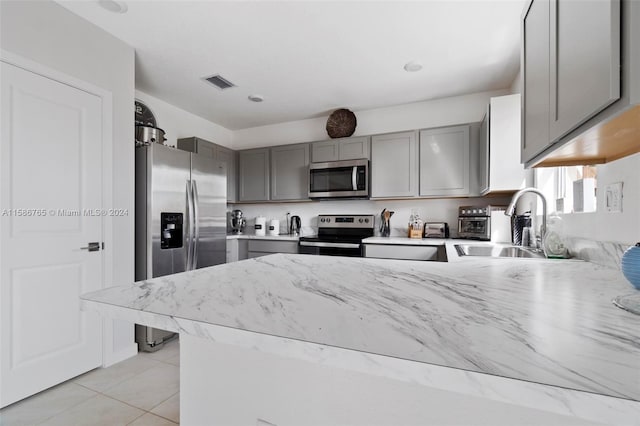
top-left (204, 74), bottom-right (235, 90)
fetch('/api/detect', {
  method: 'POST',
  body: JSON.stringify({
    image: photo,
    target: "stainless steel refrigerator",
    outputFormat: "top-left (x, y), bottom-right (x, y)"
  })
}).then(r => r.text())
top-left (135, 143), bottom-right (226, 352)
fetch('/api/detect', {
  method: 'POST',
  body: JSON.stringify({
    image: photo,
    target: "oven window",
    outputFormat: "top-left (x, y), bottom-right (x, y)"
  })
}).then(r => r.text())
top-left (310, 167), bottom-right (354, 192)
top-left (460, 218), bottom-right (487, 234)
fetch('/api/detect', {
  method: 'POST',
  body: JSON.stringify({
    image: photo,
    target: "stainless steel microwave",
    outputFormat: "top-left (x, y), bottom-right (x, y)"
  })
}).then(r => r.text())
top-left (308, 159), bottom-right (369, 199)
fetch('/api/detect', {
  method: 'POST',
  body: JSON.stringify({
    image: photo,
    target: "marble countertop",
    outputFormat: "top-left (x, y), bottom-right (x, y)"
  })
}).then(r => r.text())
top-left (227, 234), bottom-right (299, 241)
top-left (82, 253), bottom-right (640, 402)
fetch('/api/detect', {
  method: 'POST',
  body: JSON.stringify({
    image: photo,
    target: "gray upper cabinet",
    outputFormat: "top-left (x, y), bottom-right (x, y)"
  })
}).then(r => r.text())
top-left (522, 0), bottom-right (626, 166)
top-left (371, 131), bottom-right (418, 198)
top-left (215, 146), bottom-right (238, 203)
top-left (311, 140), bottom-right (340, 162)
top-left (177, 137), bottom-right (215, 158)
top-left (311, 136), bottom-right (370, 162)
top-left (419, 125), bottom-right (470, 197)
top-left (480, 94), bottom-right (525, 195)
top-left (177, 136), bottom-right (237, 202)
top-left (549, 0), bottom-right (620, 141)
top-left (270, 143), bottom-right (310, 201)
top-left (339, 136), bottom-right (370, 160)
top-left (238, 148), bottom-right (270, 202)
top-left (522, 0), bottom-right (552, 163)
top-left (478, 106), bottom-right (489, 194)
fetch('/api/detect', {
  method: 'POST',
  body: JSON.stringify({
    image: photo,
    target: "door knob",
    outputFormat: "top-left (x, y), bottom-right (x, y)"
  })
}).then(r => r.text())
top-left (80, 242), bottom-right (100, 252)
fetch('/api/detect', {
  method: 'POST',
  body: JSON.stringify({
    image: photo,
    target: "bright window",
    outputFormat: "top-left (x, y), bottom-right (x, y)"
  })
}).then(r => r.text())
top-left (536, 166), bottom-right (597, 214)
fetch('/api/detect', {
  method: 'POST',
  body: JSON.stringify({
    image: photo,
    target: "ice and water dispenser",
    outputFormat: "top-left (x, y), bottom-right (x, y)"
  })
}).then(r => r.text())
top-left (160, 212), bottom-right (183, 249)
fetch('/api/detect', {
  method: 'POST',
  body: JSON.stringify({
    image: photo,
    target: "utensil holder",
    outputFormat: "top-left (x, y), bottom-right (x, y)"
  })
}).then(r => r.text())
top-left (381, 220), bottom-right (391, 237)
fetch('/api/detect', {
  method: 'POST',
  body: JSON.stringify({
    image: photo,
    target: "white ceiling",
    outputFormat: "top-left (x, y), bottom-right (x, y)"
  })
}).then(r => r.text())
top-left (57, 0), bottom-right (525, 130)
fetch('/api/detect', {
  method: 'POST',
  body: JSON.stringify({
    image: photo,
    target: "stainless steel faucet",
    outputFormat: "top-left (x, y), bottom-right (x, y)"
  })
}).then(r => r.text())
top-left (505, 188), bottom-right (547, 248)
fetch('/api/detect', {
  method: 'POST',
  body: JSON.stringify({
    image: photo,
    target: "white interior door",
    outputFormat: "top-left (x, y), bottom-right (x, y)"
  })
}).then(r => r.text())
top-left (1, 62), bottom-right (103, 407)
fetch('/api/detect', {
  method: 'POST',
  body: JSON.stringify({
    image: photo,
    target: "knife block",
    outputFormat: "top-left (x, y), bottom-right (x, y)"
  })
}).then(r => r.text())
top-left (408, 227), bottom-right (423, 239)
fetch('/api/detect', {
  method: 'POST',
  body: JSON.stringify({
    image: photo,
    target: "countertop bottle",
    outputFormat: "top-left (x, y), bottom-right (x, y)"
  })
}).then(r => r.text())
top-left (542, 212), bottom-right (568, 258)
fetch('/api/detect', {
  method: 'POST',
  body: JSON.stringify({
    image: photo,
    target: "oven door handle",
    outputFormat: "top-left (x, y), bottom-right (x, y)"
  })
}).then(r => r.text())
top-left (352, 166), bottom-right (358, 191)
top-left (299, 241), bottom-right (361, 249)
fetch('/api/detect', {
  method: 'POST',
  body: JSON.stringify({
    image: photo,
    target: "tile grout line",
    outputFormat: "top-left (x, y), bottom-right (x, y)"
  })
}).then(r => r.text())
top-left (58, 383), bottom-right (180, 425)
top-left (12, 347), bottom-right (181, 426)
top-left (124, 410), bottom-right (147, 426)
top-left (74, 381), bottom-right (180, 425)
top-left (34, 392), bottom-right (101, 426)
top-left (147, 390), bottom-right (180, 424)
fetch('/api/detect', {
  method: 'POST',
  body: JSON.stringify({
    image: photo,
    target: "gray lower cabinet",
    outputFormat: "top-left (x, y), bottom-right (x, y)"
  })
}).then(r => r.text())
top-left (419, 125), bottom-right (470, 197)
top-left (226, 238), bottom-right (239, 263)
top-left (238, 148), bottom-right (270, 202)
top-left (247, 240), bottom-right (298, 259)
top-left (311, 136), bottom-right (370, 162)
top-left (270, 143), bottom-right (310, 201)
top-left (177, 136), bottom-right (238, 202)
top-left (228, 239), bottom-right (249, 262)
top-left (364, 244), bottom-right (445, 262)
top-left (370, 131), bottom-right (418, 198)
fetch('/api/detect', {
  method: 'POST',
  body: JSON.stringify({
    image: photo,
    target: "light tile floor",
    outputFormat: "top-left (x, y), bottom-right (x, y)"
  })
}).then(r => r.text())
top-left (0, 339), bottom-right (180, 426)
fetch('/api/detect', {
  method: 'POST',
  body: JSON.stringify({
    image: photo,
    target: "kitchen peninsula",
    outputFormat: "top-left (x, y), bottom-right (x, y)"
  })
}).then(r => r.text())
top-left (81, 253), bottom-right (640, 425)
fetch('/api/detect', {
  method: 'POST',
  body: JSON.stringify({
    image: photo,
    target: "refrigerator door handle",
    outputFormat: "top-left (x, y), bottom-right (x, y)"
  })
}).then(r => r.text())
top-left (186, 179), bottom-right (194, 270)
top-left (191, 180), bottom-right (200, 270)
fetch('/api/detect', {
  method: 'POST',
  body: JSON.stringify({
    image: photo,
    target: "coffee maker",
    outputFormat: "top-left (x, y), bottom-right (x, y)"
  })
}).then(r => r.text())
top-left (230, 209), bottom-right (246, 234)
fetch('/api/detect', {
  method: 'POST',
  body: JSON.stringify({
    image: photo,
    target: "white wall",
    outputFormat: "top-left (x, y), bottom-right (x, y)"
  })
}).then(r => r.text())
top-left (509, 69), bottom-right (522, 94)
top-left (1, 0), bottom-right (136, 364)
top-left (233, 89), bottom-right (509, 149)
top-left (135, 90), bottom-right (233, 149)
top-left (558, 153), bottom-right (640, 244)
top-left (232, 196), bottom-right (512, 238)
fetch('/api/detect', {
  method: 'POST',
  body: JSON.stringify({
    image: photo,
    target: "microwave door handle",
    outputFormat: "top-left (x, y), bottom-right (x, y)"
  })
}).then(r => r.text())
top-left (352, 166), bottom-right (357, 191)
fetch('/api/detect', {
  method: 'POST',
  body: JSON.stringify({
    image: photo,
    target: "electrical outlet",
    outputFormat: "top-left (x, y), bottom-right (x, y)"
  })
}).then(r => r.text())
top-left (605, 182), bottom-right (623, 213)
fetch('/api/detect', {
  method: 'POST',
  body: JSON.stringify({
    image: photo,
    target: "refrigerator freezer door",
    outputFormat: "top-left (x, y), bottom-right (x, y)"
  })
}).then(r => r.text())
top-left (135, 144), bottom-right (190, 352)
top-left (190, 153), bottom-right (227, 269)
top-left (149, 144), bottom-right (192, 277)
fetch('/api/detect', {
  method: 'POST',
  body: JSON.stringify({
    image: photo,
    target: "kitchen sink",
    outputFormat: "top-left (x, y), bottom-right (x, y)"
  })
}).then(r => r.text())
top-left (454, 244), bottom-right (546, 259)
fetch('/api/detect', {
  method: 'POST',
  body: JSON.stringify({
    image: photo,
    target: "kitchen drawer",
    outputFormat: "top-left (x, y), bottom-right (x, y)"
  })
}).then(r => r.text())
top-left (247, 251), bottom-right (271, 259)
top-left (247, 240), bottom-right (298, 254)
top-left (364, 244), bottom-right (441, 261)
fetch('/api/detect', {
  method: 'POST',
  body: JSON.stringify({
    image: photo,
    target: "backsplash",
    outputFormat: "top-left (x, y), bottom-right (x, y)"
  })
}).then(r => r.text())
top-left (565, 237), bottom-right (632, 270)
top-left (229, 197), bottom-right (512, 238)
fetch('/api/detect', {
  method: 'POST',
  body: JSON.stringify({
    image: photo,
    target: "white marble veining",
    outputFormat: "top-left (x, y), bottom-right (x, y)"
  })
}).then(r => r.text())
top-left (83, 299), bottom-right (640, 425)
top-left (83, 253), bottom-right (640, 404)
top-left (565, 237), bottom-right (633, 270)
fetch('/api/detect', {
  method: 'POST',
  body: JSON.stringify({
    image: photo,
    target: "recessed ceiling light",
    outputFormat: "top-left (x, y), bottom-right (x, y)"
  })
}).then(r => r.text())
top-left (404, 61), bottom-right (423, 72)
top-left (248, 94), bottom-right (264, 103)
top-left (97, 0), bottom-right (128, 14)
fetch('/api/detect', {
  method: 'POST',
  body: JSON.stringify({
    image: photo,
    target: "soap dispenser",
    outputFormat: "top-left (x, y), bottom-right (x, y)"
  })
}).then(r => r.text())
top-left (542, 212), bottom-right (568, 258)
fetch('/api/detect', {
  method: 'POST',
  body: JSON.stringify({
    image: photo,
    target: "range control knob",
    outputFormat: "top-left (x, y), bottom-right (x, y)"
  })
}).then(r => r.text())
top-left (326, 218), bottom-right (331, 223)
top-left (320, 218), bottom-right (325, 223)
top-left (365, 218), bottom-right (370, 223)
top-left (358, 218), bottom-right (363, 223)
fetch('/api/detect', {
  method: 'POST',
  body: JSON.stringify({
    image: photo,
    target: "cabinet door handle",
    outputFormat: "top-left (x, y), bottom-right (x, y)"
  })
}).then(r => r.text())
top-left (80, 242), bottom-right (100, 252)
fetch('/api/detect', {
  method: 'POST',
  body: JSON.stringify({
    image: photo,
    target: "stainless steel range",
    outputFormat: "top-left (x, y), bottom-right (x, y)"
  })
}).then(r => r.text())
top-left (298, 214), bottom-right (374, 257)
